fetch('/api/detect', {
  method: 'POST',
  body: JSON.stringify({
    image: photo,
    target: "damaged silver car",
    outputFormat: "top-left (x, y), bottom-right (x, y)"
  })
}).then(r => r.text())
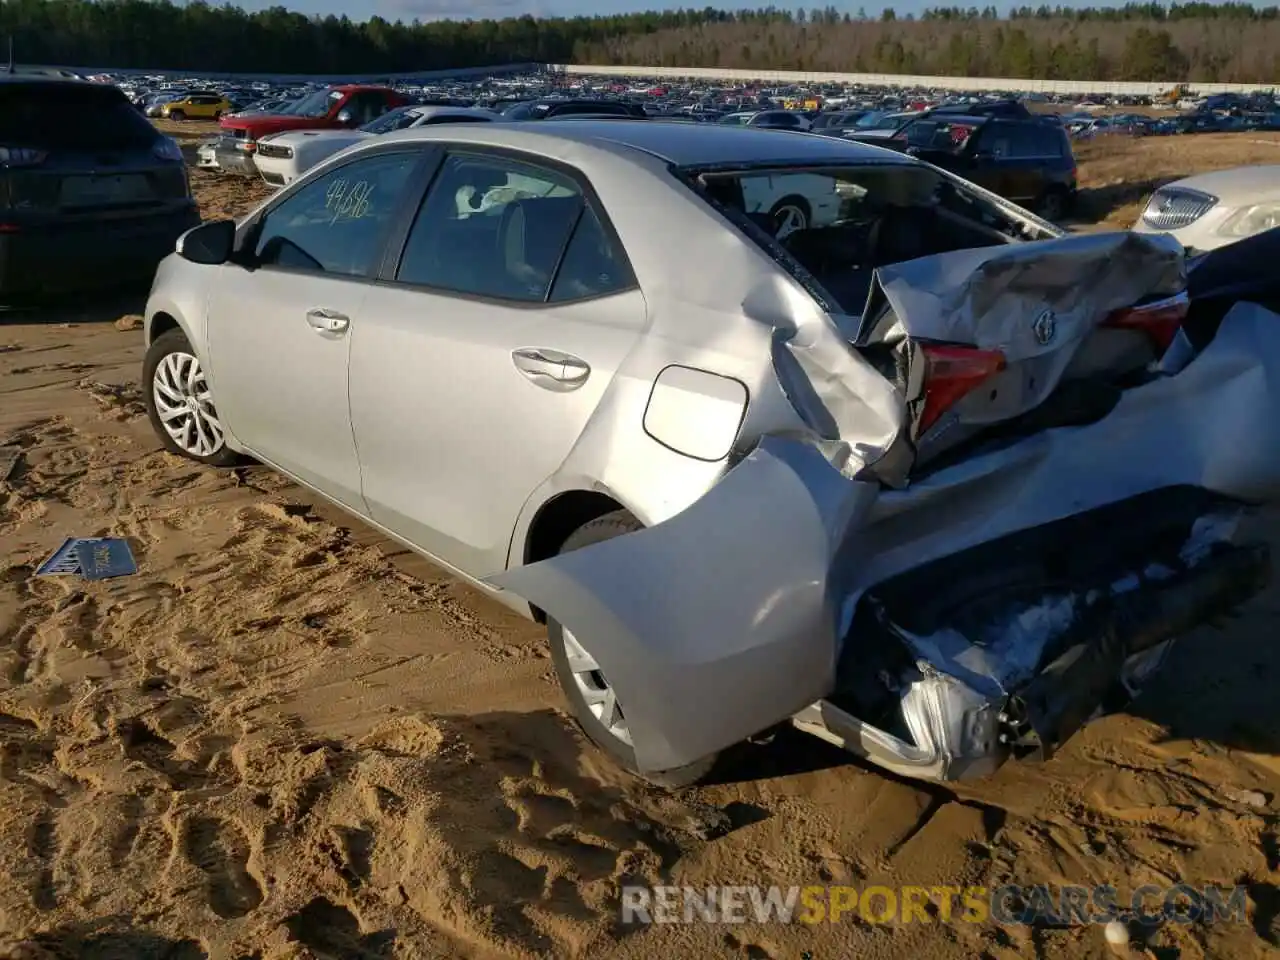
top-left (141, 120), bottom-right (1277, 788)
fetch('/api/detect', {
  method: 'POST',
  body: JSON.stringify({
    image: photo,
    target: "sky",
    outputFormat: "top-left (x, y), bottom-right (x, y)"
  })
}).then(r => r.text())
top-left (227, 0), bottom-right (993, 23)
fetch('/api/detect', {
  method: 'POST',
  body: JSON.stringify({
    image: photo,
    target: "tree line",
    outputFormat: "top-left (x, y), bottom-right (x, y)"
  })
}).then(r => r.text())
top-left (3, 0), bottom-right (1280, 83)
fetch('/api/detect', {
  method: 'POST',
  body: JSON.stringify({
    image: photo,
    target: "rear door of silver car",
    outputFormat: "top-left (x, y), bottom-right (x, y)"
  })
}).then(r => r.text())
top-left (349, 147), bottom-right (648, 576)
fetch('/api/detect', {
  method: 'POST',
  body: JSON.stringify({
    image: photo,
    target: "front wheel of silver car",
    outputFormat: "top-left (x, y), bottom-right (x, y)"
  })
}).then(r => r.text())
top-left (143, 328), bottom-right (240, 467)
top-left (547, 510), bottom-right (719, 789)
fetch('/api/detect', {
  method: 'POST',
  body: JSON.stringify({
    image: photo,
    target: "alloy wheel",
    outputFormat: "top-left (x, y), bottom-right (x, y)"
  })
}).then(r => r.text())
top-left (561, 627), bottom-right (632, 746)
top-left (772, 203), bottom-right (809, 239)
top-left (152, 351), bottom-right (225, 458)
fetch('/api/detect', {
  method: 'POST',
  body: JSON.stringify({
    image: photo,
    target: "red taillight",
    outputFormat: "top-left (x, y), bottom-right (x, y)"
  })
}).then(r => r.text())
top-left (917, 344), bottom-right (1007, 435)
top-left (0, 224), bottom-right (19, 233)
top-left (1102, 291), bottom-right (1189, 356)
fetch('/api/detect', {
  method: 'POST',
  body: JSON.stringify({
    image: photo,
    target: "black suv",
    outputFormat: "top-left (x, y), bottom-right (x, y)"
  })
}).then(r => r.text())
top-left (866, 113), bottom-right (1077, 220)
top-left (0, 77), bottom-right (200, 304)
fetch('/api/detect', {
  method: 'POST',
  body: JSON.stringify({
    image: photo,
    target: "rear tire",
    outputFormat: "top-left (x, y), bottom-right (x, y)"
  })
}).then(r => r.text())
top-left (1038, 185), bottom-right (1072, 221)
top-left (548, 510), bottom-right (719, 789)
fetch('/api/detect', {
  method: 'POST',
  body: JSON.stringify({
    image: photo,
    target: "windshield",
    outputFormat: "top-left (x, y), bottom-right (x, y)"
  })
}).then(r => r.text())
top-left (855, 111), bottom-right (911, 131)
top-left (282, 89), bottom-right (340, 118)
top-left (501, 101), bottom-right (534, 120)
top-left (361, 107), bottom-right (419, 134)
top-left (689, 164), bottom-right (1058, 314)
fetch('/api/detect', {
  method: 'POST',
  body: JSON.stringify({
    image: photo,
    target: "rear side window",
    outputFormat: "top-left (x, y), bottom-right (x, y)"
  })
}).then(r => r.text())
top-left (395, 152), bottom-right (632, 304)
top-left (0, 83), bottom-right (158, 149)
top-left (549, 207), bottom-right (633, 303)
top-left (395, 153), bottom-right (582, 301)
top-left (1008, 124), bottom-right (1063, 159)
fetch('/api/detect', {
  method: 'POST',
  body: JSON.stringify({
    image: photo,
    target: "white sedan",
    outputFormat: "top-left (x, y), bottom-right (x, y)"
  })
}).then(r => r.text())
top-left (253, 105), bottom-right (500, 187)
top-left (1132, 164), bottom-right (1280, 252)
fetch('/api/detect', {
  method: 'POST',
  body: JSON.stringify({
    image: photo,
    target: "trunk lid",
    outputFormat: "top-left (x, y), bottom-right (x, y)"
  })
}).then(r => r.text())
top-left (850, 232), bottom-right (1186, 486)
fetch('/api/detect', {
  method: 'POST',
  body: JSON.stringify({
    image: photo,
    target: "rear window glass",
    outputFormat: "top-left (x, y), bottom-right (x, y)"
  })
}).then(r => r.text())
top-left (690, 164), bottom-right (1053, 315)
top-left (0, 83), bottom-right (158, 149)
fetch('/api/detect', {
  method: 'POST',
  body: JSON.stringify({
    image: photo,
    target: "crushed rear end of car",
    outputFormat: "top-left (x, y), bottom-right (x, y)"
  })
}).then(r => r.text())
top-left (490, 205), bottom-right (1280, 783)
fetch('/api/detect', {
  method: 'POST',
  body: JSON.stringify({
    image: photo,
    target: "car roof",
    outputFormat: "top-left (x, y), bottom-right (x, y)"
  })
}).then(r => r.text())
top-left (912, 114), bottom-right (991, 126)
top-left (0, 74), bottom-right (89, 86)
top-left (377, 119), bottom-right (915, 168)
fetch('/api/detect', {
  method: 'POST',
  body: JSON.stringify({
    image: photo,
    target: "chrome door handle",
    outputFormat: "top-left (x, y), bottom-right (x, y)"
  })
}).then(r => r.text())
top-left (511, 347), bottom-right (590, 392)
top-left (306, 308), bottom-right (350, 334)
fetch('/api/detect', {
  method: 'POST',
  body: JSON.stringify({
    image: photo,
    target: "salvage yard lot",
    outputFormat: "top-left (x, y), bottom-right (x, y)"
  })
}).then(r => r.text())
top-left (0, 124), bottom-right (1278, 959)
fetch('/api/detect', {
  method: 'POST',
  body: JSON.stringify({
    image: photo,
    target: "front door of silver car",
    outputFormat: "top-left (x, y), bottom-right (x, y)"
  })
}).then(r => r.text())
top-left (350, 149), bottom-right (648, 576)
top-left (206, 150), bottom-right (422, 510)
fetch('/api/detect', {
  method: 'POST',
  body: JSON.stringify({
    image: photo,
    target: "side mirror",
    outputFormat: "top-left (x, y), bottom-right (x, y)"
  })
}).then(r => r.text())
top-left (176, 219), bottom-right (235, 265)
top-left (336, 108), bottom-right (356, 126)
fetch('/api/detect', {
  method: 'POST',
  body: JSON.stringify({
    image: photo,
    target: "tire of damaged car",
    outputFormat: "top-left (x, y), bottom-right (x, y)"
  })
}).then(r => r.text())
top-left (547, 510), bottom-right (720, 789)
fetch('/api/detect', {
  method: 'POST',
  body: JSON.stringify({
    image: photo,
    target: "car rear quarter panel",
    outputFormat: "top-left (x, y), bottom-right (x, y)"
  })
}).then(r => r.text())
top-left (505, 142), bottom-right (827, 559)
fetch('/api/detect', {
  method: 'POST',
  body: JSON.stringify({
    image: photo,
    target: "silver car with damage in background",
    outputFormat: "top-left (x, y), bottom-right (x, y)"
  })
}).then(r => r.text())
top-left (140, 121), bottom-right (1280, 788)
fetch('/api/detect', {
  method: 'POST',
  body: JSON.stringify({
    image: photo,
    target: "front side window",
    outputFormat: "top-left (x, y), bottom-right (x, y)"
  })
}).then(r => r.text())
top-left (252, 151), bottom-right (419, 277)
top-left (396, 152), bottom-right (628, 303)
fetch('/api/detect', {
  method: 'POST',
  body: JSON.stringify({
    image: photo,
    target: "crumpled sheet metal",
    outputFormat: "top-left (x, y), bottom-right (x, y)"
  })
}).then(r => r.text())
top-left (863, 230), bottom-right (1186, 354)
top-left (494, 437), bottom-right (879, 773)
top-left (494, 296), bottom-right (1280, 776)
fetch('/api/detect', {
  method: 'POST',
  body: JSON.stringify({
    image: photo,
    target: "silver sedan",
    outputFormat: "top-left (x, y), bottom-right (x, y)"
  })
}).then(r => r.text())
top-left (142, 121), bottom-right (1280, 787)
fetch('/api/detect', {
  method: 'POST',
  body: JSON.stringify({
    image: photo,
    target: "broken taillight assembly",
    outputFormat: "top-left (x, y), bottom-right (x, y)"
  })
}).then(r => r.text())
top-left (1101, 290), bottom-right (1190, 356)
top-left (917, 343), bottom-right (1007, 435)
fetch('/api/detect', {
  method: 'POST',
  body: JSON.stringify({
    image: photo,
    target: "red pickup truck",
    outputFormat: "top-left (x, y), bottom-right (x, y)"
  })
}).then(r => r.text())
top-left (214, 84), bottom-right (409, 176)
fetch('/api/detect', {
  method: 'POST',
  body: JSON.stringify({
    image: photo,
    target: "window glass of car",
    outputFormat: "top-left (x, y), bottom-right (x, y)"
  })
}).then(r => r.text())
top-left (548, 206), bottom-right (632, 302)
top-left (971, 123), bottom-right (1012, 158)
top-left (360, 106), bottom-right (418, 135)
top-left (899, 119), bottom-right (977, 151)
top-left (286, 88), bottom-right (342, 118)
top-left (501, 101), bottom-right (535, 120)
top-left (395, 152), bottom-right (628, 303)
top-left (0, 82), bottom-right (158, 149)
top-left (252, 152), bottom-right (419, 277)
top-left (1006, 124), bottom-right (1064, 159)
top-left (344, 91), bottom-right (391, 125)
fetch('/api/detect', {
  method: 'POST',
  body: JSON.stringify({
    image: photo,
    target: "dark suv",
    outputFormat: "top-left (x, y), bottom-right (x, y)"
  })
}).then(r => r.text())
top-left (875, 114), bottom-right (1077, 220)
top-left (0, 77), bottom-right (199, 304)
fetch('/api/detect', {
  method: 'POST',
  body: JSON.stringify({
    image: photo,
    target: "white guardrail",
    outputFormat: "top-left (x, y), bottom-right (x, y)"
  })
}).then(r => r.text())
top-left (551, 63), bottom-right (1278, 96)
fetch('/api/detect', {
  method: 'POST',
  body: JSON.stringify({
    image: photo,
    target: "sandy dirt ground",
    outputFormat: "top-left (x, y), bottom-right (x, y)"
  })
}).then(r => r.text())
top-left (0, 122), bottom-right (1278, 960)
